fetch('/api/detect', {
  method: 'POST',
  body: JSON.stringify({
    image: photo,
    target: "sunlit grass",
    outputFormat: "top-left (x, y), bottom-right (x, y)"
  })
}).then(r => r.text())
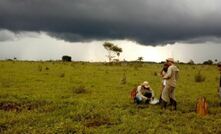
top-left (0, 61), bottom-right (221, 133)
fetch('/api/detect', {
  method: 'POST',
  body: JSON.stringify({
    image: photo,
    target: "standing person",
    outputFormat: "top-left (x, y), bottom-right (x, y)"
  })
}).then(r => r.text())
top-left (217, 62), bottom-right (221, 106)
top-left (159, 63), bottom-right (169, 104)
top-left (135, 81), bottom-right (155, 104)
top-left (161, 58), bottom-right (179, 110)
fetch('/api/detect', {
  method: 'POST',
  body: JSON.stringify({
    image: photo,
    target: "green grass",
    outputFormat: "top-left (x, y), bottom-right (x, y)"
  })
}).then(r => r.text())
top-left (0, 61), bottom-right (221, 133)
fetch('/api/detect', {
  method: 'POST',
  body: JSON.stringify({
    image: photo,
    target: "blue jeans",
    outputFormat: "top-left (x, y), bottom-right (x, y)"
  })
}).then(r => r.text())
top-left (135, 96), bottom-right (142, 104)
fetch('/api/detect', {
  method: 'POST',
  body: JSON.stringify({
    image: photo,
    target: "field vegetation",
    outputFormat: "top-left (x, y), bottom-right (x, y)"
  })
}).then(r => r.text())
top-left (0, 61), bottom-right (220, 133)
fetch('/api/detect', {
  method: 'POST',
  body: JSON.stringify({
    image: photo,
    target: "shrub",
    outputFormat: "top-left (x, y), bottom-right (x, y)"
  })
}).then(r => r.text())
top-left (38, 65), bottom-right (42, 72)
top-left (62, 55), bottom-right (72, 62)
top-left (60, 73), bottom-right (65, 78)
top-left (121, 73), bottom-right (127, 84)
top-left (73, 86), bottom-right (87, 94)
top-left (45, 67), bottom-right (49, 70)
top-left (203, 60), bottom-right (213, 65)
top-left (195, 71), bottom-right (205, 83)
top-left (153, 71), bottom-right (158, 76)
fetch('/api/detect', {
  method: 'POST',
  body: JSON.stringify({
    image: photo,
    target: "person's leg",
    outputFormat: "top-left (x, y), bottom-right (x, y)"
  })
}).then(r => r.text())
top-left (144, 92), bottom-right (152, 104)
top-left (135, 96), bottom-right (142, 104)
top-left (169, 87), bottom-right (176, 110)
top-left (161, 85), bottom-right (170, 109)
top-left (159, 84), bottom-right (165, 104)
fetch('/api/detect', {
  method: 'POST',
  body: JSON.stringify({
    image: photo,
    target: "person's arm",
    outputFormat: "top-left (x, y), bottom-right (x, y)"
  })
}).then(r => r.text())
top-left (163, 66), bottom-right (172, 79)
top-left (137, 86), bottom-right (147, 100)
top-left (150, 88), bottom-right (155, 99)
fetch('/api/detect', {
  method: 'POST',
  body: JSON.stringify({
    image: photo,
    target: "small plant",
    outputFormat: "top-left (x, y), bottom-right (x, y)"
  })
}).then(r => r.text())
top-left (38, 65), bottom-right (42, 72)
top-left (60, 73), bottom-right (65, 78)
top-left (45, 67), bottom-right (49, 70)
top-left (73, 86), bottom-right (87, 94)
top-left (195, 71), bottom-right (205, 83)
top-left (121, 72), bottom-right (127, 84)
top-left (153, 71), bottom-right (158, 76)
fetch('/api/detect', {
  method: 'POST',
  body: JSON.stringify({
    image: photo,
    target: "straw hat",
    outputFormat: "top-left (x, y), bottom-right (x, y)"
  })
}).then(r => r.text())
top-left (142, 81), bottom-right (150, 88)
top-left (166, 58), bottom-right (175, 63)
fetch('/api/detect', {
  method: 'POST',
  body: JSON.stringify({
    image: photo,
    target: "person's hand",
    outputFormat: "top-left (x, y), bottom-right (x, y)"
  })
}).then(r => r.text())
top-left (144, 97), bottom-right (148, 101)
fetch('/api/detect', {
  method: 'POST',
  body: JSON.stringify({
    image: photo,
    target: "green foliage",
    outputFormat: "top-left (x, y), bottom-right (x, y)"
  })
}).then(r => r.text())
top-left (0, 61), bottom-right (220, 133)
top-left (137, 57), bottom-right (144, 62)
top-left (62, 55), bottom-right (72, 62)
top-left (121, 72), bottom-right (127, 84)
top-left (203, 59), bottom-right (213, 65)
top-left (103, 42), bottom-right (122, 62)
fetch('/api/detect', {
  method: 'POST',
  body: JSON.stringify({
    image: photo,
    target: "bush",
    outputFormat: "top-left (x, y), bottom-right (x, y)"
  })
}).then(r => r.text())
top-left (73, 86), bottom-right (87, 94)
top-left (38, 65), bottom-right (42, 72)
top-left (195, 71), bottom-right (205, 83)
top-left (45, 67), bottom-right (49, 70)
top-left (203, 60), bottom-right (213, 65)
top-left (62, 55), bottom-right (72, 62)
top-left (121, 73), bottom-right (127, 84)
top-left (59, 73), bottom-right (65, 78)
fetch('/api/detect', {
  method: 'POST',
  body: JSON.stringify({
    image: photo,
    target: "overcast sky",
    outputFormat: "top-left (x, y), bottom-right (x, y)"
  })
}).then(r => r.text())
top-left (0, 0), bottom-right (221, 62)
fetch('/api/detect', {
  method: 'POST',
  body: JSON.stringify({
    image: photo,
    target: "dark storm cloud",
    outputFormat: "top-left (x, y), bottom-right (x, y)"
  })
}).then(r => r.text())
top-left (1, 0), bottom-right (221, 45)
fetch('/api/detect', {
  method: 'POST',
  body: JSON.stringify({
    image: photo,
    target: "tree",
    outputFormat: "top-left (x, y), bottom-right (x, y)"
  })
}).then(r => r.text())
top-left (112, 45), bottom-right (122, 60)
top-left (203, 59), bottom-right (213, 65)
top-left (103, 42), bottom-right (122, 62)
top-left (62, 55), bottom-right (72, 62)
top-left (215, 59), bottom-right (218, 63)
top-left (187, 59), bottom-right (195, 65)
top-left (137, 57), bottom-right (143, 62)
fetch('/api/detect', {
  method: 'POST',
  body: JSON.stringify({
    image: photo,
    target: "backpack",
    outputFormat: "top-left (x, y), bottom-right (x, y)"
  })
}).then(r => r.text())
top-left (130, 87), bottom-right (137, 102)
top-left (196, 96), bottom-right (208, 117)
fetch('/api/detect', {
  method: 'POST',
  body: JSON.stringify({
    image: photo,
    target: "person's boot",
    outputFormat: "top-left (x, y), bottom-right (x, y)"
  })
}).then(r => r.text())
top-left (171, 99), bottom-right (177, 110)
top-left (145, 99), bottom-right (150, 104)
top-left (161, 100), bottom-right (167, 109)
top-left (169, 98), bottom-right (173, 106)
top-left (173, 101), bottom-right (177, 110)
top-left (159, 96), bottom-right (162, 104)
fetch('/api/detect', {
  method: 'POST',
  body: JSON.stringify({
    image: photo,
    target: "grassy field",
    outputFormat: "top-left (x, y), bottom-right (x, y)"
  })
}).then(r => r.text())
top-left (0, 61), bottom-right (221, 134)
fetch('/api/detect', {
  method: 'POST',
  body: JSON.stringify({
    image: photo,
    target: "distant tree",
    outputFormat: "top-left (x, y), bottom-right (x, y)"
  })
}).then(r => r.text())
top-left (103, 42), bottom-right (122, 62)
top-left (137, 57), bottom-right (143, 62)
top-left (62, 55), bottom-right (72, 62)
top-left (112, 45), bottom-right (122, 60)
top-left (215, 59), bottom-right (218, 63)
top-left (188, 59), bottom-right (195, 65)
top-left (203, 59), bottom-right (213, 65)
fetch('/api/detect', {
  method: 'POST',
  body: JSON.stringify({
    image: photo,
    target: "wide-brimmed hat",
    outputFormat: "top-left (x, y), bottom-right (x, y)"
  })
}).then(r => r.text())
top-left (166, 58), bottom-right (175, 63)
top-left (142, 81), bottom-right (150, 88)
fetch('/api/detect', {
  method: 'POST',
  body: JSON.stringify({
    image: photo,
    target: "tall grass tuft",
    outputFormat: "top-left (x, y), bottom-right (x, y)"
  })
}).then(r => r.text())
top-left (73, 86), bottom-right (88, 94)
top-left (121, 72), bottom-right (127, 84)
top-left (60, 73), bottom-right (65, 78)
top-left (45, 67), bottom-right (49, 70)
top-left (38, 65), bottom-right (42, 72)
top-left (195, 71), bottom-right (205, 83)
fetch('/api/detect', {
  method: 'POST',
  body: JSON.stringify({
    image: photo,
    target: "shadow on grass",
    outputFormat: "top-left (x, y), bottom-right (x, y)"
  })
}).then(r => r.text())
top-left (0, 100), bottom-right (54, 112)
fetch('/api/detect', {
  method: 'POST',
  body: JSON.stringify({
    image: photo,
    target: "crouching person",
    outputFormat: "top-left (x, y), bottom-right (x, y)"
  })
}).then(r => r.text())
top-left (135, 81), bottom-right (155, 104)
